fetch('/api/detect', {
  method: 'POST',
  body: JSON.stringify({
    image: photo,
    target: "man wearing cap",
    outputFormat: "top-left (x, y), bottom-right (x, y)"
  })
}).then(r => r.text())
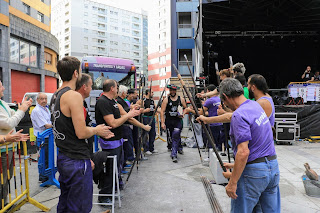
top-left (160, 85), bottom-right (187, 163)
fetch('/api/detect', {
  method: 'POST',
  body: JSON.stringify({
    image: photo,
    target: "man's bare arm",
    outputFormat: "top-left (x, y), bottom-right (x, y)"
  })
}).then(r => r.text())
top-left (160, 98), bottom-right (168, 129)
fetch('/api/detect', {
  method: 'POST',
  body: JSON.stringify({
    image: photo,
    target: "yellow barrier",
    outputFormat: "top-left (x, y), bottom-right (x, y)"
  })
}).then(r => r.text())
top-left (0, 141), bottom-right (49, 213)
top-left (155, 114), bottom-right (166, 142)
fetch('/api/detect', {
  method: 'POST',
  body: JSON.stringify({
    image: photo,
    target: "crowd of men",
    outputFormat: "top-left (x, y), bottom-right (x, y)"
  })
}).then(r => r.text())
top-left (0, 55), bottom-right (282, 213)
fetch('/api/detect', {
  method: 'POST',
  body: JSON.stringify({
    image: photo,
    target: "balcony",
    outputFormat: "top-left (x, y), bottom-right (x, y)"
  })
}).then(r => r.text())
top-left (178, 24), bottom-right (193, 38)
top-left (178, 61), bottom-right (193, 75)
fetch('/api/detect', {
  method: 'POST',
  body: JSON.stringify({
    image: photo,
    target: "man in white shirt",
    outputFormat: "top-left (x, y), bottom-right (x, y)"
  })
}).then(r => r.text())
top-left (31, 93), bottom-right (52, 182)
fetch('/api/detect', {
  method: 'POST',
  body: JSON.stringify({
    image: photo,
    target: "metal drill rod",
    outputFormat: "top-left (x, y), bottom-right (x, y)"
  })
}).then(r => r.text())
top-left (172, 64), bottom-right (226, 172)
top-left (181, 84), bottom-right (203, 163)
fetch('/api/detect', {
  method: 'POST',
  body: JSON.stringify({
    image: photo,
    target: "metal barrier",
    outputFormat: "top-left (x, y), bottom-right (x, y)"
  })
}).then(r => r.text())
top-left (0, 141), bottom-right (49, 212)
top-left (36, 128), bottom-right (59, 188)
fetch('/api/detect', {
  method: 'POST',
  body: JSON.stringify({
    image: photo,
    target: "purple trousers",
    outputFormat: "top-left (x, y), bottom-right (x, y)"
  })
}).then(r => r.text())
top-left (57, 153), bottom-right (93, 213)
top-left (166, 118), bottom-right (183, 157)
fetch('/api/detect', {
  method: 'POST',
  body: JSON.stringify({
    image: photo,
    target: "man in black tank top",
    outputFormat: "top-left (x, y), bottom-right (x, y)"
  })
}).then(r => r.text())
top-left (51, 57), bottom-right (114, 213)
top-left (95, 80), bottom-right (150, 203)
top-left (142, 89), bottom-right (157, 155)
top-left (160, 85), bottom-right (187, 163)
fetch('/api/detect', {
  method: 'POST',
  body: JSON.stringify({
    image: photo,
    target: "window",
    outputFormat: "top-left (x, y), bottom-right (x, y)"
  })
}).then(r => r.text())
top-left (84, 37), bottom-right (88, 41)
top-left (110, 33), bottom-right (118, 38)
top-left (65, 11), bottom-right (69, 16)
top-left (84, 20), bottom-right (88, 25)
top-left (20, 41), bottom-right (30, 66)
top-left (65, 3), bottom-right (69, 7)
top-left (110, 18), bottom-right (118, 23)
top-left (111, 26), bottom-right (118, 31)
top-left (10, 37), bottom-right (19, 63)
top-left (122, 43), bottom-right (130, 48)
top-left (110, 41), bottom-right (118, 45)
top-left (65, 44), bottom-right (69, 49)
top-left (44, 52), bottom-right (52, 65)
top-left (84, 45), bottom-right (88, 49)
top-left (65, 36), bottom-right (69, 41)
top-left (92, 6), bottom-right (97, 10)
top-left (30, 45), bottom-right (37, 67)
top-left (110, 48), bottom-right (118, 53)
top-left (84, 4), bottom-right (88, 8)
top-left (65, 28), bottom-right (70, 33)
top-left (84, 12), bottom-right (88, 16)
top-left (10, 37), bottom-right (38, 67)
top-left (92, 38), bottom-right (98, 42)
top-left (65, 19), bottom-right (70, 24)
top-left (133, 52), bottom-right (139, 57)
top-left (110, 11), bottom-right (118, 16)
top-left (37, 12), bottom-right (44, 23)
top-left (23, 3), bottom-right (30, 15)
top-left (84, 28), bottom-right (88, 33)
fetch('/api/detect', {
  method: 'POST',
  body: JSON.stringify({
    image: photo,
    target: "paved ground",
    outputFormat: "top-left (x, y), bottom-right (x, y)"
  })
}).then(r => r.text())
top-left (10, 128), bottom-right (320, 213)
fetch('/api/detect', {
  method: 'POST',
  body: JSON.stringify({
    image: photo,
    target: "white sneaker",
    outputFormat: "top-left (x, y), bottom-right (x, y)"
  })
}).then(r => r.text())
top-left (204, 157), bottom-right (210, 162)
top-left (152, 150), bottom-right (159, 153)
top-left (145, 151), bottom-right (153, 155)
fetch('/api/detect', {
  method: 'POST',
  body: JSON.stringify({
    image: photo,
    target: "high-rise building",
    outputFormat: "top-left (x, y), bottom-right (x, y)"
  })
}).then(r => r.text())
top-left (51, 0), bottom-right (148, 75)
top-left (0, 0), bottom-right (59, 102)
top-left (148, 0), bottom-right (198, 100)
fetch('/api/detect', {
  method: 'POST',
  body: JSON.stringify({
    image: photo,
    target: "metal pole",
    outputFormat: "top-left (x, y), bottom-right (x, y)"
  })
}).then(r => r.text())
top-left (172, 64), bottom-right (226, 172)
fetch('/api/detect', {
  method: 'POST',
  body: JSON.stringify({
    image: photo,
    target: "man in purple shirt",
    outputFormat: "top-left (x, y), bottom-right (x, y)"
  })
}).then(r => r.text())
top-left (201, 78), bottom-right (280, 213)
top-left (185, 85), bottom-right (224, 151)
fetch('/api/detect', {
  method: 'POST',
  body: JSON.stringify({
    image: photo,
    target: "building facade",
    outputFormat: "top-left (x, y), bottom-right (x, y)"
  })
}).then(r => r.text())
top-left (51, 0), bottom-right (148, 76)
top-left (148, 0), bottom-right (198, 100)
top-left (0, 0), bottom-right (59, 103)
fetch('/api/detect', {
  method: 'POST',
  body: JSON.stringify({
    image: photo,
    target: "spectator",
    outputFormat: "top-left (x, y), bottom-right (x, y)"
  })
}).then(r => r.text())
top-left (30, 93), bottom-right (52, 183)
top-left (235, 74), bottom-right (250, 100)
top-left (314, 71), bottom-right (320, 81)
top-left (0, 80), bottom-right (32, 205)
top-left (75, 73), bottom-right (94, 159)
top-left (301, 66), bottom-right (314, 81)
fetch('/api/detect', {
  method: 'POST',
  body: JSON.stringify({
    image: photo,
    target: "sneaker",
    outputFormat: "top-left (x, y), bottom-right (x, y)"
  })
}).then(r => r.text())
top-left (98, 197), bottom-right (112, 205)
top-left (152, 149), bottom-right (159, 153)
top-left (126, 160), bottom-right (134, 164)
top-left (172, 156), bottom-right (178, 163)
top-left (124, 164), bottom-right (132, 168)
top-left (178, 150), bottom-right (184, 155)
top-left (145, 151), bottom-right (153, 155)
top-left (121, 170), bottom-right (128, 174)
top-left (141, 156), bottom-right (148, 161)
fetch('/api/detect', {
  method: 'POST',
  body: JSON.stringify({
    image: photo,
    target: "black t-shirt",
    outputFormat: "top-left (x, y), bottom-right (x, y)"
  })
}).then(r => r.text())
top-left (303, 72), bottom-right (314, 81)
top-left (116, 96), bottom-right (130, 124)
top-left (144, 98), bottom-right (155, 116)
top-left (95, 95), bottom-right (122, 141)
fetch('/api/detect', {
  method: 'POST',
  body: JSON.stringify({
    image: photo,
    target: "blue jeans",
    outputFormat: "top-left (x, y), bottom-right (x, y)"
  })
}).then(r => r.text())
top-left (231, 159), bottom-right (281, 213)
top-left (122, 125), bottom-right (135, 161)
top-left (143, 117), bottom-right (156, 152)
top-left (209, 125), bottom-right (224, 151)
top-left (57, 153), bottom-right (93, 213)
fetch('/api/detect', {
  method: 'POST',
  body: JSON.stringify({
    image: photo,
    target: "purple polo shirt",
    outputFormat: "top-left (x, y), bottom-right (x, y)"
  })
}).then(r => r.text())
top-left (230, 99), bottom-right (276, 162)
top-left (203, 96), bottom-right (222, 126)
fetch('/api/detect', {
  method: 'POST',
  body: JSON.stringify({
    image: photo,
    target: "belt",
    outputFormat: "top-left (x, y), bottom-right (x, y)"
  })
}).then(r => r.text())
top-left (247, 155), bottom-right (277, 165)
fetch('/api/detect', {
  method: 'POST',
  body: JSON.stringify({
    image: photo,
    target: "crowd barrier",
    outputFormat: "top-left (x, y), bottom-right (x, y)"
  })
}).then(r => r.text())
top-left (36, 128), bottom-right (59, 188)
top-left (0, 141), bottom-right (49, 212)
